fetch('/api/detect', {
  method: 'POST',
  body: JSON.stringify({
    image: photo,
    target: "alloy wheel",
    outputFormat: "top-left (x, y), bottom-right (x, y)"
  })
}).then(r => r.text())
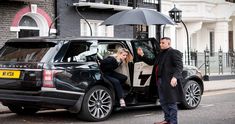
top-left (88, 89), bottom-right (112, 119)
top-left (185, 81), bottom-right (201, 108)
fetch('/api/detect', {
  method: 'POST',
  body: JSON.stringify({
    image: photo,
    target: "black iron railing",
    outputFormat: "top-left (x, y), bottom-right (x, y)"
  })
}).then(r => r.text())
top-left (184, 48), bottom-right (235, 75)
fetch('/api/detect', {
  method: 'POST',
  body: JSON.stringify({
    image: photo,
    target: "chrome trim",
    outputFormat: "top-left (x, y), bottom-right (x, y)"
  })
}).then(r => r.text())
top-left (41, 87), bottom-right (85, 95)
top-left (0, 68), bottom-right (43, 71)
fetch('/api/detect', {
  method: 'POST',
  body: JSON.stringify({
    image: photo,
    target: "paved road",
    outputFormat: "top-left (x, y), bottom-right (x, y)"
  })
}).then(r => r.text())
top-left (1, 79), bottom-right (235, 113)
top-left (0, 89), bottom-right (235, 124)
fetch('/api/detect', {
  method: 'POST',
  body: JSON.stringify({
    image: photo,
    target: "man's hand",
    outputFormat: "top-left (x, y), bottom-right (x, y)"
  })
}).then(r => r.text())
top-left (170, 77), bottom-right (177, 87)
top-left (137, 47), bottom-right (144, 56)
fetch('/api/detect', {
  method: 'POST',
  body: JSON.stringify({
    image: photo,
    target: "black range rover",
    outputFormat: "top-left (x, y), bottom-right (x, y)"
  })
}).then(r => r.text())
top-left (0, 37), bottom-right (204, 121)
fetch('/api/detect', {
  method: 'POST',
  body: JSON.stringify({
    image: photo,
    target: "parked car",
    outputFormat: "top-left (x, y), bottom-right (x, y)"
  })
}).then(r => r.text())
top-left (0, 37), bottom-right (203, 121)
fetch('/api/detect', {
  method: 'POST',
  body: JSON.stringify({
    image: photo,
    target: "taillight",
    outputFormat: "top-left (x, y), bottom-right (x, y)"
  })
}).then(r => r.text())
top-left (43, 70), bottom-right (54, 88)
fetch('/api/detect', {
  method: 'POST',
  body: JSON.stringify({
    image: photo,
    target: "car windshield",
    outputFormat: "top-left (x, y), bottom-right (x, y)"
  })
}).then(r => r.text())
top-left (0, 42), bottom-right (55, 62)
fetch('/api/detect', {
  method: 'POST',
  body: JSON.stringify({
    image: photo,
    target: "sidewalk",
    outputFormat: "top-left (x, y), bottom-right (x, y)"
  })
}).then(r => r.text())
top-left (1, 79), bottom-right (235, 114)
top-left (203, 79), bottom-right (235, 92)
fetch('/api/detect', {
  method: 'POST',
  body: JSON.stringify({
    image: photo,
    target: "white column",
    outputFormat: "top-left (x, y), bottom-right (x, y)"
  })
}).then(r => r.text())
top-left (176, 25), bottom-right (186, 63)
top-left (186, 22), bottom-right (203, 52)
top-left (214, 20), bottom-right (229, 52)
top-left (233, 17), bottom-right (235, 51)
top-left (163, 25), bottom-right (176, 49)
top-left (148, 25), bottom-right (156, 38)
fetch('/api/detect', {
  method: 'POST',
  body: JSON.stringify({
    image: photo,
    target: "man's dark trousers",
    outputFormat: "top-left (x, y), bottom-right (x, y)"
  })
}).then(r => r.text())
top-left (158, 78), bottom-right (178, 124)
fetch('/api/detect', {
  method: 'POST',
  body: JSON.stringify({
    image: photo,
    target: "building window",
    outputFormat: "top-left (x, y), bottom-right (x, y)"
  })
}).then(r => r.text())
top-left (229, 31), bottom-right (233, 51)
top-left (18, 16), bottom-right (39, 38)
top-left (80, 19), bottom-right (114, 37)
top-left (143, 0), bottom-right (158, 4)
top-left (209, 31), bottom-right (215, 56)
top-left (135, 25), bottom-right (148, 39)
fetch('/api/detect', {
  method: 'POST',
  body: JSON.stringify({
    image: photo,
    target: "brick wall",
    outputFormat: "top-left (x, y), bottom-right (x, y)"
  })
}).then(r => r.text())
top-left (57, 0), bottom-right (133, 38)
top-left (0, 1), bottom-right (55, 47)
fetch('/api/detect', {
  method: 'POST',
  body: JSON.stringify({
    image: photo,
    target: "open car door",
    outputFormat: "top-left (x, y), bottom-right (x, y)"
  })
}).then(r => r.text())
top-left (130, 38), bottom-right (159, 95)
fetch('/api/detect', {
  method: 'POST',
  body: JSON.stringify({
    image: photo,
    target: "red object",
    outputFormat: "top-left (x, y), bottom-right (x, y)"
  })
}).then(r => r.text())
top-left (155, 65), bottom-right (159, 85)
top-left (43, 70), bottom-right (54, 88)
top-left (11, 6), bottom-right (52, 27)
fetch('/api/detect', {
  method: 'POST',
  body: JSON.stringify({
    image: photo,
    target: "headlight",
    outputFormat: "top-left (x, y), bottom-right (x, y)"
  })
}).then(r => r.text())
top-left (196, 69), bottom-right (203, 79)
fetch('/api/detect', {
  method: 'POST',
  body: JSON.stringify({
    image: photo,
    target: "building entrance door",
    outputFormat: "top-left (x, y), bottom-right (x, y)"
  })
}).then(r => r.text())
top-left (229, 31), bottom-right (233, 51)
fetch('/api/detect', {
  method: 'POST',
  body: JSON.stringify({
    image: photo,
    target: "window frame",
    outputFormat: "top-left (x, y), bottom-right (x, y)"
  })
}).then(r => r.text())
top-left (80, 19), bottom-right (114, 37)
top-left (54, 40), bottom-right (97, 63)
top-left (97, 41), bottom-right (126, 60)
top-left (131, 39), bottom-right (157, 62)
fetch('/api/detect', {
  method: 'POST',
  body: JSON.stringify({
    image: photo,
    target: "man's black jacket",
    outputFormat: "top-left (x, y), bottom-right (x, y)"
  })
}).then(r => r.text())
top-left (140, 47), bottom-right (184, 104)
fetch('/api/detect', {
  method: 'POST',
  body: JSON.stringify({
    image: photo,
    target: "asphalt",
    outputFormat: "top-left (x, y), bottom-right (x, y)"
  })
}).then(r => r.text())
top-left (1, 79), bottom-right (235, 114)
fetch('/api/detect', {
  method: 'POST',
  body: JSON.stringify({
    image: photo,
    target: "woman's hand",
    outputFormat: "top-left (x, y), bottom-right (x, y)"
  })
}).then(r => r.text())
top-left (137, 47), bottom-right (144, 56)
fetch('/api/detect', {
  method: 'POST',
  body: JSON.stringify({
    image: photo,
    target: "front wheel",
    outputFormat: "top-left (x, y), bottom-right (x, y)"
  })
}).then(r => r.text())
top-left (78, 85), bottom-right (114, 121)
top-left (181, 80), bottom-right (202, 109)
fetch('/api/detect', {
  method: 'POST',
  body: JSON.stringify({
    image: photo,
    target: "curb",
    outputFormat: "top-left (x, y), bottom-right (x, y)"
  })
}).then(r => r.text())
top-left (204, 87), bottom-right (235, 93)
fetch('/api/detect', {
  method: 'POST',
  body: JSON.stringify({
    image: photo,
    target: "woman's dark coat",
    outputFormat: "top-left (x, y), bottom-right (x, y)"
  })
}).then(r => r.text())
top-left (141, 47), bottom-right (184, 104)
top-left (100, 56), bottom-right (119, 74)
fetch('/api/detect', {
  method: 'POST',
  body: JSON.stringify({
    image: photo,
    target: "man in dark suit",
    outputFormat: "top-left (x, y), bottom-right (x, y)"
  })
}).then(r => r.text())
top-left (137, 37), bottom-right (183, 124)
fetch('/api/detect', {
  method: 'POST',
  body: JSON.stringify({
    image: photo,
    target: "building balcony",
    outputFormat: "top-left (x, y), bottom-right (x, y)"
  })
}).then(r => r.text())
top-left (73, 0), bottom-right (158, 11)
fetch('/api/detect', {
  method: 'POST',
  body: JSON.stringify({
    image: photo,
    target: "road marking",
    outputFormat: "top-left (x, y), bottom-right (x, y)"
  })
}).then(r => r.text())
top-left (134, 113), bottom-right (154, 118)
top-left (200, 104), bottom-right (215, 108)
top-left (204, 89), bottom-right (235, 97)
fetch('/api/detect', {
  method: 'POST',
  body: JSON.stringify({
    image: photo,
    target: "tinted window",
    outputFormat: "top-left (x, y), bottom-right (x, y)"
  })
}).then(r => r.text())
top-left (97, 43), bottom-right (124, 59)
top-left (56, 41), bottom-right (97, 63)
top-left (0, 42), bottom-right (55, 62)
top-left (132, 40), bottom-right (155, 62)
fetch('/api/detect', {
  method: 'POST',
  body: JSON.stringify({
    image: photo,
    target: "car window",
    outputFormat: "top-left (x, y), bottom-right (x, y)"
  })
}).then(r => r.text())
top-left (97, 42), bottom-right (124, 60)
top-left (54, 41), bottom-right (69, 62)
top-left (56, 40), bottom-right (97, 63)
top-left (132, 40), bottom-right (155, 62)
top-left (0, 42), bottom-right (55, 62)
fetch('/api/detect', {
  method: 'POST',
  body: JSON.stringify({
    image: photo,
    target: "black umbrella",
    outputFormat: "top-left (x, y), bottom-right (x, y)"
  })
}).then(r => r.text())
top-left (101, 8), bottom-right (175, 26)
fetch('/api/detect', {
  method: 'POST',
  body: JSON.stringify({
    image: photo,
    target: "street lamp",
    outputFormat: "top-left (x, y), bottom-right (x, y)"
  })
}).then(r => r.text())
top-left (169, 5), bottom-right (190, 65)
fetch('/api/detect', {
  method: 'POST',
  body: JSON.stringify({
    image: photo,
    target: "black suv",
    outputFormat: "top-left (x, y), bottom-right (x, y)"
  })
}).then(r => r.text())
top-left (0, 37), bottom-right (203, 121)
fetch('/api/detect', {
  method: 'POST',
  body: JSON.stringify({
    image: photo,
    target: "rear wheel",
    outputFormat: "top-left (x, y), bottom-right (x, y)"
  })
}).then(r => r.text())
top-left (79, 85), bottom-right (114, 121)
top-left (181, 80), bottom-right (202, 109)
top-left (8, 105), bottom-right (39, 115)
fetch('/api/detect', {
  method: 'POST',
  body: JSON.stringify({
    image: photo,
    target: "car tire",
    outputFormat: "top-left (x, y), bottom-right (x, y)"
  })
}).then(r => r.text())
top-left (8, 105), bottom-right (39, 115)
top-left (79, 85), bottom-right (114, 121)
top-left (180, 80), bottom-right (202, 109)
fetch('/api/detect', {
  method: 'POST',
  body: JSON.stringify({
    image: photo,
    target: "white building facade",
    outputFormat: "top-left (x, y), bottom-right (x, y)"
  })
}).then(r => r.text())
top-left (161, 0), bottom-right (235, 55)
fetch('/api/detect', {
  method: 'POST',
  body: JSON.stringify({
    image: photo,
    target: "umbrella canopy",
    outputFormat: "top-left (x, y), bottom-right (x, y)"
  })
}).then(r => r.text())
top-left (101, 8), bottom-right (175, 26)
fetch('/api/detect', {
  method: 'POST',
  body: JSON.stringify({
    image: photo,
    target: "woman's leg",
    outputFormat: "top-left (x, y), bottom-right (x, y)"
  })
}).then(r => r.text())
top-left (105, 75), bottom-right (124, 99)
top-left (105, 72), bottom-right (127, 107)
top-left (110, 71), bottom-right (127, 84)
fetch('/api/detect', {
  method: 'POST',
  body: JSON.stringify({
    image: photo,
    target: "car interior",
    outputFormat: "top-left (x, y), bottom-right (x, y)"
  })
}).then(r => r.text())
top-left (97, 42), bottom-right (132, 87)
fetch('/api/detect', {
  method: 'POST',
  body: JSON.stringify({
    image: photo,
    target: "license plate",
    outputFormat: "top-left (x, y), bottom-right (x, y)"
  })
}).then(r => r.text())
top-left (0, 70), bottom-right (21, 79)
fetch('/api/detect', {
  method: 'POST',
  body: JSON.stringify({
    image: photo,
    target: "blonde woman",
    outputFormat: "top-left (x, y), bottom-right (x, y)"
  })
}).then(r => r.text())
top-left (100, 48), bottom-right (133, 107)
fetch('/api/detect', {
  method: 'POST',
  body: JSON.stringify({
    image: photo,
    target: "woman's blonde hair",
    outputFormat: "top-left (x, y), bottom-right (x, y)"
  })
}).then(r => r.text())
top-left (116, 48), bottom-right (133, 63)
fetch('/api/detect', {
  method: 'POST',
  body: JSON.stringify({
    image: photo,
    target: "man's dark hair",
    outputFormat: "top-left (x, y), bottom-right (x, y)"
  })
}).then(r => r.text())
top-left (161, 37), bottom-right (171, 41)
